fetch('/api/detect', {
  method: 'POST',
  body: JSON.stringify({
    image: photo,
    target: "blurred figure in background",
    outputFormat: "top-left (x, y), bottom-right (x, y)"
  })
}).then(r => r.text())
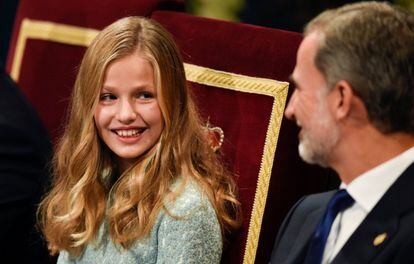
top-left (0, 64), bottom-right (52, 263)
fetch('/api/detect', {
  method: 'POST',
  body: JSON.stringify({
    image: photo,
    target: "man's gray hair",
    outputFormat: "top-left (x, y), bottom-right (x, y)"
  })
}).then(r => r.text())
top-left (305, 2), bottom-right (414, 134)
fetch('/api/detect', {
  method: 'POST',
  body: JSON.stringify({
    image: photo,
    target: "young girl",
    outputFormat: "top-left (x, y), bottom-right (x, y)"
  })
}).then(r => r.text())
top-left (39, 16), bottom-right (241, 263)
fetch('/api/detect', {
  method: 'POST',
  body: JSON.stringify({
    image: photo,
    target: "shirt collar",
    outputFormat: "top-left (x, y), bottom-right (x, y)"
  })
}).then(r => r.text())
top-left (341, 146), bottom-right (414, 213)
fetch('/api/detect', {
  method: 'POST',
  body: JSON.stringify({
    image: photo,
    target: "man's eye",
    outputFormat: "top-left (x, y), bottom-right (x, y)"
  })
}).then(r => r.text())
top-left (100, 93), bottom-right (116, 101)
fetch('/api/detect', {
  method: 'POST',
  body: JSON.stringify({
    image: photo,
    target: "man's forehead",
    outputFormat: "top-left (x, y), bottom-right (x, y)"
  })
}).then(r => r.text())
top-left (292, 34), bottom-right (319, 81)
top-left (292, 31), bottom-right (328, 90)
top-left (298, 31), bottom-right (322, 61)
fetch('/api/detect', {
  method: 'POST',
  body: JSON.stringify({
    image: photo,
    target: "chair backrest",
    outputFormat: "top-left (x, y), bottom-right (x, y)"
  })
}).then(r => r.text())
top-left (6, 0), bottom-right (184, 142)
top-left (151, 10), bottom-right (336, 264)
top-left (6, 4), bottom-right (336, 262)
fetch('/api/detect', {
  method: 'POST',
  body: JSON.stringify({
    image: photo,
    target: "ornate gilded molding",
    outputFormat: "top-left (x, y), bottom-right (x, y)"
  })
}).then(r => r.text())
top-left (184, 63), bottom-right (289, 264)
top-left (11, 19), bottom-right (99, 81)
top-left (184, 63), bottom-right (287, 97)
top-left (11, 18), bottom-right (289, 264)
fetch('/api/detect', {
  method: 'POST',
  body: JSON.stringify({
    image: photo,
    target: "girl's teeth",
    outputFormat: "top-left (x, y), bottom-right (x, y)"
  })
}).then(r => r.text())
top-left (116, 130), bottom-right (140, 137)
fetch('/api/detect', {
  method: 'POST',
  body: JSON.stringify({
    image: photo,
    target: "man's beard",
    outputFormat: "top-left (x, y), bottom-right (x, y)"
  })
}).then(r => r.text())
top-left (297, 113), bottom-right (339, 168)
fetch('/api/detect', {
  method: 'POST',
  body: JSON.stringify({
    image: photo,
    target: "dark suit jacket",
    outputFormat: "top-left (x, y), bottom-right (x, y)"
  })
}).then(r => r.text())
top-left (0, 66), bottom-right (52, 263)
top-left (270, 162), bottom-right (414, 264)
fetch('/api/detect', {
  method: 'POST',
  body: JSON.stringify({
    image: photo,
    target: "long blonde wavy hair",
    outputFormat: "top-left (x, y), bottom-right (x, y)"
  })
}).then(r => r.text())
top-left (39, 16), bottom-right (241, 257)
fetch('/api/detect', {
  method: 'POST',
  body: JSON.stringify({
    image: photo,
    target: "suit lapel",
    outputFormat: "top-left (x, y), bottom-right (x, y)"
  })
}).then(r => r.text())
top-left (332, 212), bottom-right (399, 264)
top-left (285, 192), bottom-right (336, 263)
top-left (285, 207), bottom-right (324, 263)
top-left (332, 162), bottom-right (414, 264)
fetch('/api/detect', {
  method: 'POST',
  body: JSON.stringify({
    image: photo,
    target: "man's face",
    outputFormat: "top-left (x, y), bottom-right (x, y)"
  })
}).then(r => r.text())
top-left (284, 32), bottom-right (340, 167)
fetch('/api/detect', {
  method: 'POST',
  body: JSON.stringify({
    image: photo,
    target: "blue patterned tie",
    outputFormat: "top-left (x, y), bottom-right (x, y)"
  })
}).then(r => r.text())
top-left (304, 189), bottom-right (355, 264)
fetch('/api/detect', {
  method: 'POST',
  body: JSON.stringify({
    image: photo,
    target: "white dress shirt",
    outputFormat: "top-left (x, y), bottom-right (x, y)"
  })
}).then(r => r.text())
top-left (321, 146), bottom-right (414, 264)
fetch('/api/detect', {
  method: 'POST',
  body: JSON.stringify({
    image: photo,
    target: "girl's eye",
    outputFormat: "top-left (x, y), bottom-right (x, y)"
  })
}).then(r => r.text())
top-left (100, 93), bottom-right (116, 101)
top-left (137, 92), bottom-right (154, 99)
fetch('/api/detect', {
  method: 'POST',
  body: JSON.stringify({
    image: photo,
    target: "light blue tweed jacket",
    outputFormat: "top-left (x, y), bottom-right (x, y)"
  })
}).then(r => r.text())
top-left (58, 182), bottom-right (222, 264)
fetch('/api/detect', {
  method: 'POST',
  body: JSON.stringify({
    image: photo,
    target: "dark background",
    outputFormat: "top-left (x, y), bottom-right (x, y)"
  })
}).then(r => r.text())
top-left (0, 0), bottom-right (397, 66)
top-left (0, 0), bottom-right (19, 66)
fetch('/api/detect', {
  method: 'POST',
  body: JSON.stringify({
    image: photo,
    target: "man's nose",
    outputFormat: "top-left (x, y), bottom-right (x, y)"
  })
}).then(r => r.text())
top-left (116, 99), bottom-right (137, 123)
top-left (284, 91), bottom-right (296, 121)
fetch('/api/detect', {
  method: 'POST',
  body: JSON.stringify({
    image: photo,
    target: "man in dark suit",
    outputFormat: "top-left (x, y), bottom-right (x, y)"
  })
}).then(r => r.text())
top-left (0, 64), bottom-right (52, 263)
top-left (270, 2), bottom-right (414, 264)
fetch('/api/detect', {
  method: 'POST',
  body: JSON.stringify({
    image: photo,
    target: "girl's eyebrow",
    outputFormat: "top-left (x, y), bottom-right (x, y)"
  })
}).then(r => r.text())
top-left (100, 85), bottom-right (152, 92)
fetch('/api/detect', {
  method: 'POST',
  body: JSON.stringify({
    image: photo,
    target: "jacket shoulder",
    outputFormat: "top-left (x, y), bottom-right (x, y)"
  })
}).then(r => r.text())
top-left (270, 190), bottom-right (336, 263)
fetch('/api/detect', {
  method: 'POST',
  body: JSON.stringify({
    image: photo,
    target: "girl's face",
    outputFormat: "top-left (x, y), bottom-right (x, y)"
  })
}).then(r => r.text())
top-left (94, 51), bottom-right (163, 172)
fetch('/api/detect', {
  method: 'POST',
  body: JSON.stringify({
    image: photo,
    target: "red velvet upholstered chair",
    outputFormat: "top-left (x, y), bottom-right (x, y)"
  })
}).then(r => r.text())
top-left (151, 11), bottom-right (336, 264)
top-left (6, 0), bottom-right (184, 142)
top-left (6, 3), bottom-right (336, 262)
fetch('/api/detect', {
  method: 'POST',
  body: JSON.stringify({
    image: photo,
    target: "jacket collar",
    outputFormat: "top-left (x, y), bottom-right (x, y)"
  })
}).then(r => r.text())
top-left (332, 162), bottom-right (414, 264)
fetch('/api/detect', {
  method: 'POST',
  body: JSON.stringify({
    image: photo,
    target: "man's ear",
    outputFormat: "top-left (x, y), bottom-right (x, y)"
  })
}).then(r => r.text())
top-left (331, 80), bottom-right (369, 123)
top-left (330, 80), bottom-right (354, 120)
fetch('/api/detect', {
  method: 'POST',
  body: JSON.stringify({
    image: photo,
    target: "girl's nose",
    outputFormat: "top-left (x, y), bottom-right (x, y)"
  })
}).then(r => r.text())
top-left (116, 99), bottom-right (137, 123)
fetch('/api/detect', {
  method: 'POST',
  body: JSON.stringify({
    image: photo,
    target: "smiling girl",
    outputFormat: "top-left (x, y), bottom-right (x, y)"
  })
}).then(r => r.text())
top-left (39, 16), bottom-right (241, 264)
